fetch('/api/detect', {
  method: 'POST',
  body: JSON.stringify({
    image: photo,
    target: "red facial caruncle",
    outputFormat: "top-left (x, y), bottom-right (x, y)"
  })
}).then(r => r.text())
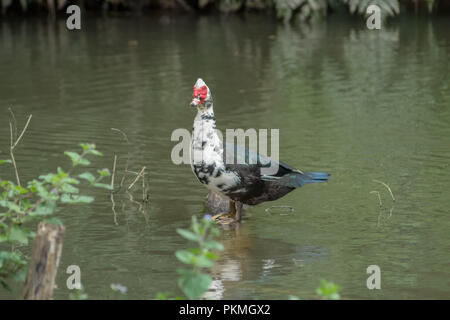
top-left (191, 85), bottom-right (208, 106)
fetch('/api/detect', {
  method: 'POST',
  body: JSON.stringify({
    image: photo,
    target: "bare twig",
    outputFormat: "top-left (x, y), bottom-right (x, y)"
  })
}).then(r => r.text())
top-left (127, 166), bottom-right (146, 191)
top-left (370, 191), bottom-right (382, 207)
top-left (142, 173), bottom-right (145, 201)
top-left (372, 180), bottom-right (395, 202)
top-left (9, 113), bottom-right (32, 186)
top-left (8, 107), bottom-right (17, 141)
top-left (111, 128), bottom-right (130, 144)
top-left (371, 180), bottom-right (396, 227)
top-left (12, 114), bottom-right (32, 150)
top-left (110, 153), bottom-right (119, 225)
top-left (389, 206), bottom-right (394, 218)
top-left (111, 192), bottom-right (118, 226)
top-left (111, 153), bottom-right (117, 191)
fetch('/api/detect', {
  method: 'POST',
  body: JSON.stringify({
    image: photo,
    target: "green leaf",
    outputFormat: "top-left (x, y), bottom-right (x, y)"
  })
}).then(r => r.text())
top-left (193, 255), bottom-right (213, 268)
top-left (65, 151), bottom-right (81, 164)
top-left (79, 143), bottom-right (102, 156)
top-left (65, 151), bottom-right (90, 166)
top-left (78, 172), bottom-right (95, 183)
top-left (92, 183), bottom-right (113, 190)
top-left (61, 184), bottom-right (79, 194)
top-left (79, 143), bottom-right (93, 151)
top-left (71, 195), bottom-right (94, 204)
top-left (204, 240), bottom-right (224, 251)
top-left (31, 201), bottom-right (56, 216)
top-left (87, 149), bottom-right (103, 156)
top-left (97, 168), bottom-right (111, 177)
top-left (0, 160), bottom-right (12, 165)
top-left (0, 200), bottom-right (22, 214)
top-left (176, 228), bottom-right (199, 242)
top-left (156, 292), bottom-right (170, 300)
top-left (175, 250), bottom-right (195, 265)
top-left (0, 234), bottom-right (8, 243)
top-left (177, 269), bottom-right (212, 300)
top-left (316, 279), bottom-right (341, 300)
top-left (204, 251), bottom-right (219, 260)
top-left (61, 194), bottom-right (94, 204)
top-left (78, 158), bottom-right (90, 166)
top-left (14, 185), bottom-right (28, 195)
top-left (9, 226), bottom-right (30, 245)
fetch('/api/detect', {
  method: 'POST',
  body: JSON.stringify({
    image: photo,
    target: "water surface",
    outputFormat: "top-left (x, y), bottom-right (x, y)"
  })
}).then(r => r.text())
top-left (0, 14), bottom-right (449, 299)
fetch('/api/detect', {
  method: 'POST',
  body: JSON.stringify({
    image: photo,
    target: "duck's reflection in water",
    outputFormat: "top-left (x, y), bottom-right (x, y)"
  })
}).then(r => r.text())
top-left (204, 224), bottom-right (328, 299)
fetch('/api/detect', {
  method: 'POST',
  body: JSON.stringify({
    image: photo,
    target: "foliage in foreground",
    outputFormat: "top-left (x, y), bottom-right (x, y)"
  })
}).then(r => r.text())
top-left (174, 215), bottom-right (224, 299)
top-left (156, 215), bottom-right (224, 300)
top-left (0, 142), bottom-right (111, 291)
top-left (289, 279), bottom-right (341, 300)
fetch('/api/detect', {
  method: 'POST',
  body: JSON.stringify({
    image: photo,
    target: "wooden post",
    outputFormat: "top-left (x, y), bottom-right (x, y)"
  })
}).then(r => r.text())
top-left (206, 191), bottom-right (248, 214)
top-left (22, 222), bottom-right (65, 300)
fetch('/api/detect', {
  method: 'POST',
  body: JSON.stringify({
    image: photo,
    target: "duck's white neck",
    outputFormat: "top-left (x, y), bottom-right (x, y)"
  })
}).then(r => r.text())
top-left (191, 103), bottom-right (224, 167)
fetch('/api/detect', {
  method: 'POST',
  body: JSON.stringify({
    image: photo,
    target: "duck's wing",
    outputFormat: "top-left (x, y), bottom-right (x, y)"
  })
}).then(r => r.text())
top-left (223, 142), bottom-right (297, 177)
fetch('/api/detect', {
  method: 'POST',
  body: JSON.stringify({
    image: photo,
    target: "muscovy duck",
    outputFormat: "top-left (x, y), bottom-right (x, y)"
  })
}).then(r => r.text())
top-left (189, 78), bottom-right (330, 223)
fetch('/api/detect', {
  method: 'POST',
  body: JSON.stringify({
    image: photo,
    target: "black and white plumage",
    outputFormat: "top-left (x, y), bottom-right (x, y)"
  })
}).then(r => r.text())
top-left (189, 78), bottom-right (330, 222)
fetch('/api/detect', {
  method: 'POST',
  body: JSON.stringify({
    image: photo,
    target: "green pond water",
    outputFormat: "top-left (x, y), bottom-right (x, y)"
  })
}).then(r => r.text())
top-left (0, 13), bottom-right (449, 299)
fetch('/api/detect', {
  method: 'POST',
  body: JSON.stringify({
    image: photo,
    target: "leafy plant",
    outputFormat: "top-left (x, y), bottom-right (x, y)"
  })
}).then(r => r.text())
top-left (174, 216), bottom-right (224, 300)
top-left (316, 279), bottom-right (341, 300)
top-left (69, 285), bottom-right (89, 300)
top-left (0, 142), bottom-right (111, 291)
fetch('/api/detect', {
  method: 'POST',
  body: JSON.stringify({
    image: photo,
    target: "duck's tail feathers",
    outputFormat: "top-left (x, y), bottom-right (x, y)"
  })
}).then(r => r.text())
top-left (281, 171), bottom-right (330, 188)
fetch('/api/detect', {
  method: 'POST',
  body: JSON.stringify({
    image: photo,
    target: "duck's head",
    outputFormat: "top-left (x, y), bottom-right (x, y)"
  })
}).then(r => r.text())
top-left (190, 78), bottom-right (212, 108)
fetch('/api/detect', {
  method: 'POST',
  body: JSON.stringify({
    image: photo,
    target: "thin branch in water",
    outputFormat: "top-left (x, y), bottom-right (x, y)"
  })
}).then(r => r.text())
top-left (371, 180), bottom-right (396, 226)
top-left (110, 192), bottom-right (118, 226)
top-left (127, 166), bottom-right (146, 191)
top-left (142, 172), bottom-right (145, 201)
top-left (372, 180), bottom-right (395, 202)
top-left (9, 113), bottom-right (32, 187)
top-left (119, 157), bottom-right (130, 189)
top-left (111, 128), bottom-right (130, 144)
top-left (126, 191), bottom-right (149, 227)
top-left (8, 107), bottom-right (17, 142)
top-left (12, 114), bottom-right (32, 150)
top-left (370, 191), bottom-right (383, 207)
top-left (110, 127), bottom-right (132, 190)
top-left (125, 170), bottom-right (140, 175)
top-left (144, 173), bottom-right (151, 202)
top-left (111, 153), bottom-right (117, 192)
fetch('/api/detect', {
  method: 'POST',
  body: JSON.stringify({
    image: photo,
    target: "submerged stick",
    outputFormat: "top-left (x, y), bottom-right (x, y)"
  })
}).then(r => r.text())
top-left (372, 180), bottom-right (395, 202)
top-left (9, 112), bottom-right (32, 187)
top-left (127, 166), bottom-right (146, 191)
top-left (111, 153), bottom-right (117, 191)
top-left (111, 128), bottom-right (130, 144)
top-left (370, 191), bottom-right (383, 207)
top-left (8, 107), bottom-right (17, 141)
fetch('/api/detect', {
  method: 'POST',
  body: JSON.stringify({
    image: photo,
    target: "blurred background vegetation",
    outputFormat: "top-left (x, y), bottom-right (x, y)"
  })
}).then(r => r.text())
top-left (0, 0), bottom-right (449, 22)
